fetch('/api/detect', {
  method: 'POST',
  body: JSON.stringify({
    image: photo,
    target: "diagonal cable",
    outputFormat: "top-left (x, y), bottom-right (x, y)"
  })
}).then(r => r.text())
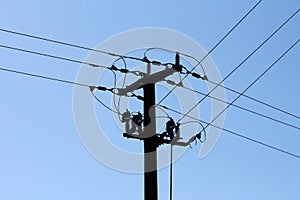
top-left (161, 105), bottom-right (300, 159)
top-left (1, 65), bottom-right (299, 159)
top-left (201, 39), bottom-right (299, 132)
top-left (177, 84), bottom-right (300, 130)
top-left (158, 0), bottom-right (263, 104)
top-left (206, 79), bottom-right (300, 120)
top-left (176, 9), bottom-right (299, 123)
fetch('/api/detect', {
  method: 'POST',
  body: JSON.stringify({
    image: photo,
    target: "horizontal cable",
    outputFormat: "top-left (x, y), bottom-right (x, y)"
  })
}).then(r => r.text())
top-left (0, 44), bottom-right (109, 69)
top-left (0, 28), bottom-right (144, 62)
top-left (0, 66), bottom-right (90, 87)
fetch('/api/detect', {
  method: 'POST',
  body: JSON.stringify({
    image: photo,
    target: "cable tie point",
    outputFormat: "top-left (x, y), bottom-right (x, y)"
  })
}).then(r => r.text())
top-left (109, 65), bottom-right (118, 71)
top-left (143, 56), bottom-right (150, 63)
top-left (97, 86), bottom-right (107, 91)
top-left (89, 86), bottom-right (96, 91)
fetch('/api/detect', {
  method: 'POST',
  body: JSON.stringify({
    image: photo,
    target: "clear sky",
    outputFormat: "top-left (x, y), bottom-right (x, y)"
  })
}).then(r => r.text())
top-left (0, 0), bottom-right (299, 200)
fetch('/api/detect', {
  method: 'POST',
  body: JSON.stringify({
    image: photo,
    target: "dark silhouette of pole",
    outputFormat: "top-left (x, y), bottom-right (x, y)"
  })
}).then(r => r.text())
top-left (170, 144), bottom-right (173, 200)
top-left (143, 82), bottom-right (158, 200)
top-left (121, 63), bottom-right (179, 200)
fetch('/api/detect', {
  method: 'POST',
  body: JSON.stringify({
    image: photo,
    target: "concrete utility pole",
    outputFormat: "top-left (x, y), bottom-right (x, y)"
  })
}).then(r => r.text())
top-left (122, 63), bottom-right (173, 200)
top-left (121, 58), bottom-right (198, 200)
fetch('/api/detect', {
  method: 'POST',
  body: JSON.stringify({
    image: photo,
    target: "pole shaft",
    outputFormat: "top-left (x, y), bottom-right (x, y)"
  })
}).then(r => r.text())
top-left (170, 145), bottom-right (173, 200)
top-left (143, 82), bottom-right (158, 200)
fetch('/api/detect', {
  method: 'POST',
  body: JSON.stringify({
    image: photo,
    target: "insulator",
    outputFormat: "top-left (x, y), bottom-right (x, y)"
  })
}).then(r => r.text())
top-left (97, 86), bottom-right (107, 91)
top-left (132, 112), bottom-right (143, 126)
top-left (192, 72), bottom-right (201, 79)
top-left (121, 109), bottom-right (131, 123)
top-left (173, 53), bottom-right (183, 73)
top-left (175, 53), bottom-right (180, 66)
top-left (120, 68), bottom-right (129, 73)
top-left (110, 65), bottom-right (118, 71)
top-left (166, 79), bottom-right (176, 85)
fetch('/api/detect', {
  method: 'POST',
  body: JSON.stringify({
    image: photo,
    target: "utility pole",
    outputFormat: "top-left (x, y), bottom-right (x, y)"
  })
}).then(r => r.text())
top-left (121, 56), bottom-right (202, 200)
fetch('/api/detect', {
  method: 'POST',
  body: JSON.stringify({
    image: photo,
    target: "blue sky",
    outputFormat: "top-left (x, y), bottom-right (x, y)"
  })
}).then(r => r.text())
top-left (0, 0), bottom-right (299, 199)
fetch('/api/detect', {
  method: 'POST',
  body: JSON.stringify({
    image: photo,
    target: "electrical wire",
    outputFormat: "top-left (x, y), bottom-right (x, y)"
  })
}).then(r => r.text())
top-left (176, 9), bottom-right (299, 123)
top-left (118, 61), bottom-right (128, 120)
top-left (4, 25), bottom-right (296, 124)
top-left (143, 47), bottom-right (206, 76)
top-left (0, 28), bottom-right (145, 62)
top-left (161, 104), bottom-right (300, 160)
top-left (0, 66), bottom-right (90, 87)
top-left (2, 2), bottom-right (292, 124)
top-left (156, 105), bottom-right (170, 118)
top-left (206, 79), bottom-right (300, 120)
top-left (200, 39), bottom-right (299, 133)
top-left (0, 44), bottom-right (109, 69)
top-left (157, 0), bottom-right (263, 105)
top-left (2, 42), bottom-right (298, 129)
top-left (144, 47), bottom-right (176, 56)
top-left (156, 116), bottom-right (171, 119)
top-left (90, 91), bottom-right (119, 114)
top-left (1, 65), bottom-right (299, 159)
top-left (0, 2), bottom-right (298, 160)
top-left (0, 65), bottom-right (119, 115)
top-left (111, 70), bottom-right (123, 120)
top-left (109, 56), bottom-right (129, 121)
top-left (176, 83), bottom-right (300, 130)
top-left (180, 120), bottom-right (207, 143)
top-left (2, 31), bottom-right (298, 124)
top-left (8, 40), bottom-right (295, 127)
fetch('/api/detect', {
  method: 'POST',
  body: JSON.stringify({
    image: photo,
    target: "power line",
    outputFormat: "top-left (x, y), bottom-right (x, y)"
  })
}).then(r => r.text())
top-left (5, 41), bottom-right (298, 125)
top-left (2, 38), bottom-right (299, 130)
top-left (0, 4), bottom-right (297, 125)
top-left (0, 28), bottom-right (144, 62)
top-left (0, 66), bottom-right (90, 87)
top-left (207, 79), bottom-right (300, 120)
top-left (157, 0), bottom-right (263, 105)
top-left (176, 9), bottom-right (299, 123)
top-left (1, 64), bottom-right (299, 160)
top-left (201, 39), bottom-right (299, 133)
top-left (177, 84), bottom-right (300, 130)
top-left (0, 43), bottom-right (170, 75)
top-left (0, 44), bottom-right (111, 70)
top-left (0, 66), bottom-right (119, 114)
top-left (160, 105), bottom-right (300, 160)
top-left (2, 21), bottom-right (297, 123)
